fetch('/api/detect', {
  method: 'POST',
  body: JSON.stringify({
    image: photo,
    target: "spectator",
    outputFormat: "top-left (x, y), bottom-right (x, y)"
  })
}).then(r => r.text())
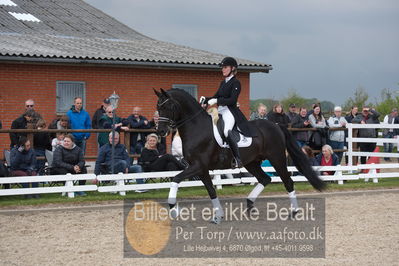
top-left (291, 107), bottom-right (311, 147)
top-left (316, 144), bottom-right (340, 175)
top-left (302, 145), bottom-right (319, 166)
top-left (97, 106), bottom-right (128, 148)
top-left (139, 133), bottom-right (185, 172)
top-left (10, 109), bottom-right (35, 148)
top-left (286, 103), bottom-right (298, 122)
top-left (327, 106), bottom-right (347, 163)
top-left (250, 103), bottom-right (268, 120)
top-left (24, 99), bottom-right (42, 124)
top-left (92, 98), bottom-right (111, 129)
top-left (382, 108), bottom-right (398, 161)
top-left (123, 106), bottom-right (151, 154)
top-left (266, 103), bottom-right (290, 128)
top-left (10, 137), bottom-right (38, 198)
top-left (352, 107), bottom-right (380, 164)
top-left (51, 132), bottom-right (65, 152)
top-left (344, 106), bottom-right (359, 165)
top-left (67, 97), bottom-right (91, 154)
top-left (95, 132), bottom-right (144, 184)
top-left (33, 119), bottom-right (51, 174)
top-left (308, 104), bottom-right (328, 150)
top-left (48, 115), bottom-right (70, 139)
top-left (51, 134), bottom-right (87, 196)
top-left (149, 111), bottom-right (166, 155)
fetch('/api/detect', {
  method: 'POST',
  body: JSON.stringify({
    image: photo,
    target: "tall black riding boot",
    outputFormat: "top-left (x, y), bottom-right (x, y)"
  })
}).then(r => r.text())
top-left (226, 131), bottom-right (243, 168)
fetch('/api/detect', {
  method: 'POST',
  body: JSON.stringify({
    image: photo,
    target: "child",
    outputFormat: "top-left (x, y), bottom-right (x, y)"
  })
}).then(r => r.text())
top-left (52, 132), bottom-right (65, 151)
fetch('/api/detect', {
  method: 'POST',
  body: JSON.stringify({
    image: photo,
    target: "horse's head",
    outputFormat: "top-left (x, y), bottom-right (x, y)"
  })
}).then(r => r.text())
top-left (154, 88), bottom-right (181, 137)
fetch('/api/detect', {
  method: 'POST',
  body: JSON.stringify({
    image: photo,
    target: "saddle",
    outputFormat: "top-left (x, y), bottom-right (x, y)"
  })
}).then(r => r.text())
top-left (207, 107), bottom-right (252, 148)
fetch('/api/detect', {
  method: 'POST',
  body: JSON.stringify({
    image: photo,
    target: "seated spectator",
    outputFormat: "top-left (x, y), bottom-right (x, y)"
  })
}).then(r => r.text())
top-left (48, 115), bottom-right (70, 139)
top-left (291, 107), bottom-right (311, 147)
top-left (51, 132), bottom-right (66, 152)
top-left (92, 98), bottom-right (111, 129)
top-left (123, 106), bottom-right (151, 154)
top-left (308, 104), bottom-right (328, 150)
top-left (139, 133), bottom-right (185, 172)
top-left (352, 107), bottom-right (380, 164)
top-left (315, 144), bottom-right (339, 175)
top-left (24, 99), bottom-right (42, 125)
top-left (286, 103), bottom-right (298, 122)
top-left (9, 109), bottom-right (35, 148)
top-left (149, 111), bottom-right (166, 155)
top-left (95, 132), bottom-right (144, 183)
top-left (250, 103), bottom-right (268, 120)
top-left (266, 103), bottom-right (290, 128)
top-left (382, 108), bottom-right (398, 161)
top-left (97, 106), bottom-right (128, 148)
top-left (302, 145), bottom-right (319, 166)
top-left (327, 106), bottom-right (347, 163)
top-left (51, 134), bottom-right (87, 196)
top-left (10, 137), bottom-right (38, 198)
top-left (33, 119), bottom-right (51, 174)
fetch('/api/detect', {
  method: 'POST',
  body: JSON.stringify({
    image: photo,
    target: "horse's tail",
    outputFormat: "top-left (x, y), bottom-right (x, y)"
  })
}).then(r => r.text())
top-left (279, 125), bottom-right (326, 191)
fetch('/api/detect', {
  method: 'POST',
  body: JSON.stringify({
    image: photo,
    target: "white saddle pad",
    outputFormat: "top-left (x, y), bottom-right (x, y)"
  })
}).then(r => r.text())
top-left (212, 124), bottom-right (252, 148)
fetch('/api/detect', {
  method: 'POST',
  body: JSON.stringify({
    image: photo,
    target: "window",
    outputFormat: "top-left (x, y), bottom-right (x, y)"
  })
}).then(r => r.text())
top-left (172, 84), bottom-right (198, 99)
top-left (56, 81), bottom-right (85, 113)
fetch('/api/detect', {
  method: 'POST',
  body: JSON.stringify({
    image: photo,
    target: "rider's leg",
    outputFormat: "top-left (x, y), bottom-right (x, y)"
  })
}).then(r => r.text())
top-left (219, 107), bottom-right (242, 168)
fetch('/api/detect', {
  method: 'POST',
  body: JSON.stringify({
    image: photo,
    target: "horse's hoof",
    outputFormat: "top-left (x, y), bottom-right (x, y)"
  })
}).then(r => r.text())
top-left (246, 199), bottom-right (254, 214)
top-left (290, 210), bottom-right (299, 219)
top-left (211, 216), bottom-right (224, 225)
top-left (170, 207), bottom-right (180, 219)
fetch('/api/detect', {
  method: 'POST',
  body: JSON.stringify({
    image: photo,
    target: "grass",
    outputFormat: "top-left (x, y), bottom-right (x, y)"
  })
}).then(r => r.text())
top-left (1, 177), bottom-right (398, 207)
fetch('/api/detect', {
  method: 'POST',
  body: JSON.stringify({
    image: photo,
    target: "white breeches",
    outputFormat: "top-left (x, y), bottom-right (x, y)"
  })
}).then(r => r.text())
top-left (218, 106), bottom-right (235, 137)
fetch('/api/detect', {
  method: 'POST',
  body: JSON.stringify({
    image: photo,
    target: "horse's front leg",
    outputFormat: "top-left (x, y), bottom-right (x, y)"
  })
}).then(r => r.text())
top-left (201, 172), bottom-right (224, 224)
top-left (168, 163), bottom-right (202, 218)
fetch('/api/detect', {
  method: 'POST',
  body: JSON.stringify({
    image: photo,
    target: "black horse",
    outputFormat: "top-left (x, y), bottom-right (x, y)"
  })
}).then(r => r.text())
top-left (154, 88), bottom-right (325, 224)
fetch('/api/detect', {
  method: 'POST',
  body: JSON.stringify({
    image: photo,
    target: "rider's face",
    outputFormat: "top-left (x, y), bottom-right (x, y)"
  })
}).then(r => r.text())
top-left (222, 66), bottom-right (232, 77)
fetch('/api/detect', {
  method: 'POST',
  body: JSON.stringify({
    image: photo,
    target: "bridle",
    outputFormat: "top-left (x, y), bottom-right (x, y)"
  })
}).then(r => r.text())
top-left (157, 97), bottom-right (205, 130)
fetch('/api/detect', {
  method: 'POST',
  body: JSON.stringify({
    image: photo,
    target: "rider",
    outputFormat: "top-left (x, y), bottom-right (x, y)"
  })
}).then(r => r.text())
top-left (203, 57), bottom-right (255, 168)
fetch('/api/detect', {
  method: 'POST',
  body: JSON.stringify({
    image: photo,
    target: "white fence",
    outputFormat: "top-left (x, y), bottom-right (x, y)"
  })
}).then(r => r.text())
top-left (1, 163), bottom-right (397, 198)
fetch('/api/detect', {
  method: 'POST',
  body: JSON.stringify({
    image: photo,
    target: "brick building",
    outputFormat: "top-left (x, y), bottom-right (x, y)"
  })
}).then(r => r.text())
top-left (0, 0), bottom-right (272, 156)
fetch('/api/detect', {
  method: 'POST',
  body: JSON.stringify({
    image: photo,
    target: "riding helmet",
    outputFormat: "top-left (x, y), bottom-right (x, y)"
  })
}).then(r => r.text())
top-left (219, 57), bottom-right (238, 68)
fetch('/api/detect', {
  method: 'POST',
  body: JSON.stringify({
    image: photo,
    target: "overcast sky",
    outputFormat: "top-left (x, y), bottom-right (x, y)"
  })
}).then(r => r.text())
top-left (86, 0), bottom-right (398, 105)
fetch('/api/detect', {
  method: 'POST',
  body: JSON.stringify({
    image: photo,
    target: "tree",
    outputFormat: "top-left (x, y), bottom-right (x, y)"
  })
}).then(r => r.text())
top-left (375, 88), bottom-right (399, 117)
top-left (343, 86), bottom-right (370, 111)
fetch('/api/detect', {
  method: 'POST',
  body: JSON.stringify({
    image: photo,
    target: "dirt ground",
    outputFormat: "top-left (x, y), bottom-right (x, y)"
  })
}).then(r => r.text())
top-left (0, 189), bottom-right (398, 266)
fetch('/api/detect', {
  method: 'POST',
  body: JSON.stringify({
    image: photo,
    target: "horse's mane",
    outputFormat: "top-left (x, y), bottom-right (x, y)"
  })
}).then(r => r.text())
top-left (167, 88), bottom-right (202, 110)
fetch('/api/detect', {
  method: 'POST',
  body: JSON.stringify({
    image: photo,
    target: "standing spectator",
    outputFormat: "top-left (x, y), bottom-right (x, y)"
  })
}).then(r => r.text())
top-left (33, 119), bottom-right (51, 174)
top-left (9, 109), bottom-right (35, 148)
top-left (67, 97), bottom-right (91, 154)
top-left (345, 106), bottom-right (359, 165)
top-left (352, 107), bottom-right (380, 164)
top-left (139, 134), bottom-right (185, 172)
top-left (97, 106), bottom-right (127, 148)
top-left (382, 108), bottom-right (398, 161)
top-left (51, 134), bottom-right (87, 196)
top-left (315, 144), bottom-right (340, 175)
top-left (327, 106), bottom-right (347, 163)
top-left (250, 103), bottom-right (268, 121)
top-left (149, 111), bottom-right (166, 155)
top-left (124, 106), bottom-right (151, 154)
top-left (291, 107), bottom-right (311, 147)
top-left (10, 137), bottom-right (38, 198)
top-left (92, 98), bottom-right (111, 129)
top-left (48, 115), bottom-right (70, 139)
top-left (308, 104), bottom-right (328, 150)
top-left (24, 99), bottom-right (42, 124)
top-left (267, 103), bottom-right (290, 128)
top-left (286, 103), bottom-right (298, 122)
top-left (95, 132), bottom-right (144, 184)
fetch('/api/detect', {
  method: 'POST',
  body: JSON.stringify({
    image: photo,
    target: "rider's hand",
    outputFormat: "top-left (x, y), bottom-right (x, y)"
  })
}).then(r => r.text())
top-left (208, 98), bottom-right (217, 106)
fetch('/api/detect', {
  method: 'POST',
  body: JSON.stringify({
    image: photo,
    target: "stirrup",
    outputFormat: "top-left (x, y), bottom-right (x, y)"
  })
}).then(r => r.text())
top-left (232, 157), bottom-right (243, 168)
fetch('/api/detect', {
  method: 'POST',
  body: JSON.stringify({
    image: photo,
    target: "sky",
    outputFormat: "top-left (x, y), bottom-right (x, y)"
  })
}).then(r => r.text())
top-left (86, 0), bottom-right (399, 105)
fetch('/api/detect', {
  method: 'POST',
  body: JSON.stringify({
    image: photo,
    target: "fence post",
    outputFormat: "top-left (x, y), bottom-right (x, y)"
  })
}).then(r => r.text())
top-left (347, 123), bottom-right (353, 168)
top-left (371, 163), bottom-right (378, 183)
top-left (118, 172), bottom-right (126, 196)
top-left (214, 174), bottom-right (222, 190)
top-left (336, 167), bottom-right (344, 185)
top-left (124, 131), bottom-right (131, 154)
top-left (65, 173), bottom-right (74, 198)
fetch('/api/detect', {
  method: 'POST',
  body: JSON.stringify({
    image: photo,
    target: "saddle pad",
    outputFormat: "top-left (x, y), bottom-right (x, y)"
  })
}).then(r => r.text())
top-left (212, 124), bottom-right (252, 148)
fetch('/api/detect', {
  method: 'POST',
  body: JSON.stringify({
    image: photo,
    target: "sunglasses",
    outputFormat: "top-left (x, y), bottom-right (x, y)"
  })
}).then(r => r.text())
top-left (26, 105), bottom-right (34, 107)
top-left (107, 111), bottom-right (113, 114)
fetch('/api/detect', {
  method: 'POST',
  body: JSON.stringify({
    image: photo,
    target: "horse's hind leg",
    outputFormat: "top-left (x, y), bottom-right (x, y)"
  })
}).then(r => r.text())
top-left (245, 161), bottom-right (272, 210)
top-left (201, 172), bottom-right (224, 224)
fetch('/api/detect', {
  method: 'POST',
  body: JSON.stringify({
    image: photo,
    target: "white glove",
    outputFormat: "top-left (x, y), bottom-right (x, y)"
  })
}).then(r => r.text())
top-left (199, 96), bottom-right (206, 105)
top-left (208, 98), bottom-right (217, 106)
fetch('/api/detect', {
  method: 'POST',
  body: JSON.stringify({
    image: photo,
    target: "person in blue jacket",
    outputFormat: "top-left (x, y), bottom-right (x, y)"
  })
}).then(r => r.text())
top-left (67, 97), bottom-right (91, 154)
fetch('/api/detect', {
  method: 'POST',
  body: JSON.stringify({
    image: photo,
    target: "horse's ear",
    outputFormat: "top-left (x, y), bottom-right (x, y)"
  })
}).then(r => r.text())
top-left (153, 88), bottom-right (162, 98)
top-left (160, 88), bottom-right (169, 98)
